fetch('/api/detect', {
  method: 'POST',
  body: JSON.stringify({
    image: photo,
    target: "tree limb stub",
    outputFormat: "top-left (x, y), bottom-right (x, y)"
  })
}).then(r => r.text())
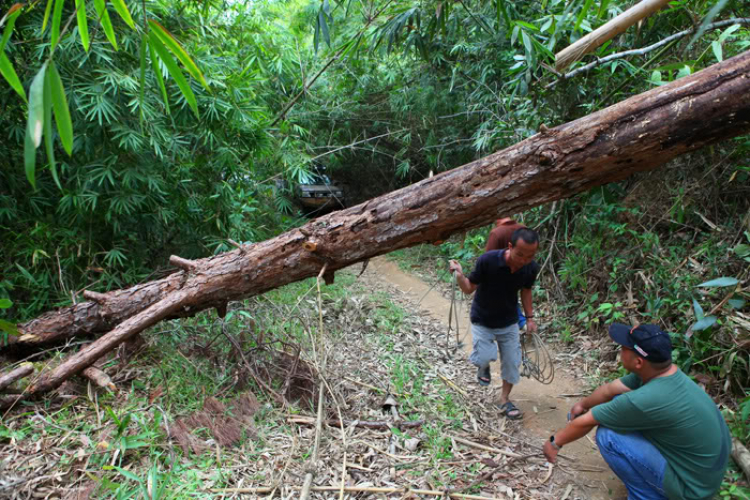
top-left (81, 366), bottom-right (116, 392)
top-left (82, 290), bottom-right (109, 304)
top-left (6, 51), bottom-right (750, 354)
top-left (169, 255), bottom-right (198, 272)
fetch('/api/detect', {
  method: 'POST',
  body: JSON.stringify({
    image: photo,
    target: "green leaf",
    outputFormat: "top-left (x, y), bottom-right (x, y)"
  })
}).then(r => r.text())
top-left (113, 466), bottom-right (142, 483)
top-left (692, 299), bottom-right (704, 321)
top-left (598, 0), bottom-right (611, 18)
top-left (149, 31), bottom-right (198, 117)
top-left (0, 4), bottom-right (24, 54)
top-left (711, 40), bottom-right (722, 62)
top-left (75, 0), bottom-right (89, 51)
top-left (25, 63), bottom-right (47, 188)
top-left (318, 11), bottom-right (330, 48)
top-left (51, 0), bottom-right (64, 51)
top-left (148, 38), bottom-right (170, 114)
top-left (0, 319), bottom-right (19, 337)
top-left (0, 299), bottom-right (11, 308)
top-left (514, 20), bottom-right (539, 32)
top-left (147, 20), bottom-right (208, 90)
top-left (43, 62), bottom-right (61, 190)
top-left (697, 277), bottom-right (739, 288)
top-left (718, 24), bottom-right (739, 43)
top-left (15, 263), bottom-right (39, 285)
top-left (728, 299), bottom-right (745, 310)
top-left (48, 62), bottom-right (73, 155)
top-left (42, 0), bottom-right (54, 31)
top-left (686, 0), bottom-right (731, 49)
top-left (138, 33), bottom-right (146, 123)
top-left (692, 316), bottom-right (717, 332)
top-left (109, 0), bottom-right (134, 28)
top-left (0, 52), bottom-right (26, 101)
top-left (94, 0), bottom-right (117, 50)
top-left (734, 243), bottom-right (750, 259)
top-left (496, 0), bottom-right (510, 30)
top-left (574, 0), bottom-right (594, 32)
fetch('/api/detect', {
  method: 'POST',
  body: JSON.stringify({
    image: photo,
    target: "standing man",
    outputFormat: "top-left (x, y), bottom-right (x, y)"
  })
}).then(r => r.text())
top-left (486, 217), bottom-right (528, 329)
top-left (449, 228), bottom-right (540, 420)
top-left (543, 323), bottom-right (731, 499)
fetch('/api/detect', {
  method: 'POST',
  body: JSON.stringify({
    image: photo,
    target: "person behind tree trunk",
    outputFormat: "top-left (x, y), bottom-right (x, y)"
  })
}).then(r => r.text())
top-left (486, 218), bottom-right (528, 330)
top-left (449, 227), bottom-right (540, 420)
top-left (543, 323), bottom-right (731, 500)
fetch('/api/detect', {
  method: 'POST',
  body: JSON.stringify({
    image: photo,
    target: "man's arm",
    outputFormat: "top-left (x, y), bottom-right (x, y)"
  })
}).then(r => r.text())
top-left (520, 288), bottom-right (536, 333)
top-left (542, 379), bottom-right (631, 463)
top-left (570, 379), bottom-right (631, 418)
top-left (449, 260), bottom-right (478, 295)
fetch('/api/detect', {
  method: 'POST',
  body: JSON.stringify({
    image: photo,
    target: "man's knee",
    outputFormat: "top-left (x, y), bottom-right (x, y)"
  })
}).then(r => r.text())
top-left (596, 425), bottom-right (614, 449)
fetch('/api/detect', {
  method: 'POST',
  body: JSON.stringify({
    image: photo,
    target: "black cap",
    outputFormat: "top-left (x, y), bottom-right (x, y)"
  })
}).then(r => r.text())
top-left (609, 323), bottom-right (672, 363)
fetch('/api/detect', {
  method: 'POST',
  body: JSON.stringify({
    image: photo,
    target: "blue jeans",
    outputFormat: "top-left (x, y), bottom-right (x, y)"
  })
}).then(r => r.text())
top-left (516, 304), bottom-right (526, 329)
top-left (596, 426), bottom-right (668, 500)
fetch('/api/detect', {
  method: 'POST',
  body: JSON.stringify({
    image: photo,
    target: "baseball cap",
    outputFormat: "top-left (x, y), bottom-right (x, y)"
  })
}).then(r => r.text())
top-left (609, 323), bottom-right (672, 363)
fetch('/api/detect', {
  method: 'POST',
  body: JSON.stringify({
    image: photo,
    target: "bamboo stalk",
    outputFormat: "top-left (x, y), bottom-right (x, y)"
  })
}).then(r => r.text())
top-left (555, 0), bottom-right (672, 71)
top-left (732, 437), bottom-right (750, 482)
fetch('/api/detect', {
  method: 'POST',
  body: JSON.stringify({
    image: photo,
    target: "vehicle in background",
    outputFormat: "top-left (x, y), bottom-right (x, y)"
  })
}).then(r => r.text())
top-left (275, 164), bottom-right (346, 215)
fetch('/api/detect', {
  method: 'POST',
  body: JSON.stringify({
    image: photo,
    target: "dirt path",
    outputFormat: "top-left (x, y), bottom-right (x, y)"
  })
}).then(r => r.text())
top-left (368, 256), bottom-right (627, 499)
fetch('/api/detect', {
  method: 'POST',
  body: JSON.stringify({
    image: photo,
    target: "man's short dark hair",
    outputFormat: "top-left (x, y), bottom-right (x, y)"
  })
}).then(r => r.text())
top-left (647, 358), bottom-right (672, 370)
top-left (511, 227), bottom-right (539, 246)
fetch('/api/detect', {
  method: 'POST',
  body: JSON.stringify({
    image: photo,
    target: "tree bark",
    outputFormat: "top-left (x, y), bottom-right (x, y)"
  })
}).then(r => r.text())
top-left (732, 437), bottom-right (750, 482)
top-left (5, 50), bottom-right (750, 364)
top-left (0, 362), bottom-right (33, 392)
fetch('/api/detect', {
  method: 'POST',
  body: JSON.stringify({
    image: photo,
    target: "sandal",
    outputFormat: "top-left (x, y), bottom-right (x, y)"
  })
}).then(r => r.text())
top-left (477, 366), bottom-right (491, 386)
top-left (500, 401), bottom-right (523, 420)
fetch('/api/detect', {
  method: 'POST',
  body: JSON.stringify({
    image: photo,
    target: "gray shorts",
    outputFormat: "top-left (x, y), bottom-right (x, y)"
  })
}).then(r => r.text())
top-left (469, 323), bottom-right (521, 385)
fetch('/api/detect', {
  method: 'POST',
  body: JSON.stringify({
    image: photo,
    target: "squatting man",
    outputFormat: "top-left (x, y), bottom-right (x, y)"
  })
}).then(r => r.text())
top-left (449, 227), bottom-right (540, 420)
top-left (543, 323), bottom-right (731, 500)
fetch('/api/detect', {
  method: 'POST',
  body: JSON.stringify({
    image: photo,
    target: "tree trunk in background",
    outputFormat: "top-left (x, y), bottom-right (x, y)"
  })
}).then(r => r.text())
top-left (7, 50), bottom-right (750, 357)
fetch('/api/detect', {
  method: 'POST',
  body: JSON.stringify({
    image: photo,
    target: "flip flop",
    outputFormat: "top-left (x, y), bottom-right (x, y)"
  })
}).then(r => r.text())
top-left (500, 401), bottom-right (523, 420)
top-left (477, 366), bottom-right (491, 386)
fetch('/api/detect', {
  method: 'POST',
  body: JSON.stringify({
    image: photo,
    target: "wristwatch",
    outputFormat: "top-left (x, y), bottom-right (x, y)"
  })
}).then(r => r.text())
top-left (549, 435), bottom-right (561, 450)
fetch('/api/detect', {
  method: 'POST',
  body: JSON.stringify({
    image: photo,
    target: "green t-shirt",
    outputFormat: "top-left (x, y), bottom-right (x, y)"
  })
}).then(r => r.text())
top-left (591, 370), bottom-right (730, 500)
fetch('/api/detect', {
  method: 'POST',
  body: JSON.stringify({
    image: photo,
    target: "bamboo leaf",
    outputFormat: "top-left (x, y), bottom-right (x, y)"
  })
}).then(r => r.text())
top-left (0, 4), bottom-right (24, 54)
top-left (496, 0), bottom-right (510, 31)
top-left (25, 63), bottom-right (47, 188)
top-left (0, 52), bottom-right (26, 101)
top-left (148, 38), bottom-right (170, 114)
top-left (42, 0), bottom-right (53, 31)
top-left (109, 0), bottom-right (134, 29)
top-left (75, 0), bottom-right (89, 51)
top-left (138, 32), bottom-right (146, 123)
top-left (48, 62), bottom-right (73, 155)
top-left (94, 0), bottom-right (117, 50)
top-left (43, 65), bottom-right (61, 190)
top-left (697, 277), bottom-right (739, 288)
top-left (51, 0), bottom-right (64, 51)
top-left (318, 11), bottom-right (330, 48)
top-left (0, 299), bottom-right (11, 309)
top-left (147, 20), bottom-right (208, 90)
top-left (574, 0), bottom-right (594, 32)
top-left (149, 30), bottom-right (198, 117)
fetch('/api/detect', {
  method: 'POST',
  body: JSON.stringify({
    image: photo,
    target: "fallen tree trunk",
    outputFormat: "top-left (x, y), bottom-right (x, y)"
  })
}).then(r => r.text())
top-left (5, 51), bottom-right (750, 397)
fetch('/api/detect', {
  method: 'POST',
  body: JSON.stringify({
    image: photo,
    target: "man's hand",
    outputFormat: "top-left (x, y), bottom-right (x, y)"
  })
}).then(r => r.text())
top-left (569, 401), bottom-right (588, 420)
top-left (449, 260), bottom-right (463, 275)
top-left (526, 318), bottom-right (538, 334)
top-left (542, 440), bottom-right (559, 463)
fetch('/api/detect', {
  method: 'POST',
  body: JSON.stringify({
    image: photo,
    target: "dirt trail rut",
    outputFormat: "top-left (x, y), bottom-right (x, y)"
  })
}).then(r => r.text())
top-left (368, 256), bottom-right (627, 499)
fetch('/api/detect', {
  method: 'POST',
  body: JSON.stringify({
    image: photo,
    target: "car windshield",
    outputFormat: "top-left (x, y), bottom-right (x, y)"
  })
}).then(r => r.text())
top-left (299, 174), bottom-right (331, 185)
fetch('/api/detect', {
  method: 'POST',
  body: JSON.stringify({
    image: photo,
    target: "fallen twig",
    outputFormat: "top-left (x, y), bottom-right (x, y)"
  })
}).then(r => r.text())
top-left (212, 485), bottom-right (499, 499)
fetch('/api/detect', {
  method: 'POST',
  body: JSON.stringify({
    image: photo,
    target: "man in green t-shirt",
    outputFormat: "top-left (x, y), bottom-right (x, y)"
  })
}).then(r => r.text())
top-left (542, 323), bottom-right (731, 500)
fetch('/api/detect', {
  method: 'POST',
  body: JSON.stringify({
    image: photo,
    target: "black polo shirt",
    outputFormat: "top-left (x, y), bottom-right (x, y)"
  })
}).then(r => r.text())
top-left (468, 250), bottom-right (539, 328)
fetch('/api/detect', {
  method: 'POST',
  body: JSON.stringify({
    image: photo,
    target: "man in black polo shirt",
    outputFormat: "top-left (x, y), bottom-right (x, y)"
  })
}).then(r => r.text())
top-left (449, 227), bottom-right (540, 420)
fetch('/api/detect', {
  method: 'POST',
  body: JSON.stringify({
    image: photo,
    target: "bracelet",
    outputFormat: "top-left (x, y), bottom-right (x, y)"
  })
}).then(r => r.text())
top-left (549, 435), bottom-right (561, 450)
top-left (526, 315), bottom-right (534, 319)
